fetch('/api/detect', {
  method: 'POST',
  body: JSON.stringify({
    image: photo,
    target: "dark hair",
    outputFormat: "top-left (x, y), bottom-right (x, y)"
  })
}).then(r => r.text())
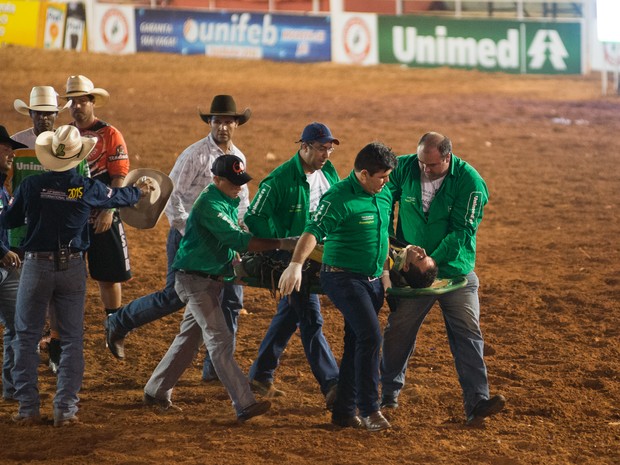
top-left (354, 142), bottom-right (398, 175)
top-left (417, 132), bottom-right (452, 159)
top-left (401, 259), bottom-right (438, 288)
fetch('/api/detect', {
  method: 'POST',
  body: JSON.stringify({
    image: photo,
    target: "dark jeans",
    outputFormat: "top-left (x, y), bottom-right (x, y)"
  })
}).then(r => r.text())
top-left (320, 271), bottom-right (384, 418)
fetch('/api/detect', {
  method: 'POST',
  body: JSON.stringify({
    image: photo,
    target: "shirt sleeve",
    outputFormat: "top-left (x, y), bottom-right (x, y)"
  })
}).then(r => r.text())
top-left (1, 184), bottom-right (27, 231)
top-left (303, 190), bottom-right (343, 243)
top-left (195, 199), bottom-right (252, 252)
top-left (431, 173), bottom-right (488, 266)
top-left (244, 179), bottom-right (278, 238)
top-left (164, 150), bottom-right (198, 235)
top-left (104, 127), bottom-right (130, 178)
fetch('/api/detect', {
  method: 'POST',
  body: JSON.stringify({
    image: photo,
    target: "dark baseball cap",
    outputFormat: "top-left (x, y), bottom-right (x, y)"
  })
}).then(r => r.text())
top-left (211, 154), bottom-right (252, 186)
top-left (296, 122), bottom-right (340, 145)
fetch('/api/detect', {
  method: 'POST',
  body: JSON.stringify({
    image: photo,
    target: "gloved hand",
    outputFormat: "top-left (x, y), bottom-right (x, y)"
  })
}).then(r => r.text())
top-left (278, 262), bottom-right (303, 296)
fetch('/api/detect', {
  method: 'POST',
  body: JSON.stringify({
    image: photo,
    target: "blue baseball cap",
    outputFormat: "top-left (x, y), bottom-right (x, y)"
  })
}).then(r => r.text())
top-left (296, 122), bottom-right (340, 145)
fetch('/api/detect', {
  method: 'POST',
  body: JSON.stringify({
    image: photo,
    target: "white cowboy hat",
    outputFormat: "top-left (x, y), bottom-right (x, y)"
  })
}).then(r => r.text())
top-left (60, 75), bottom-right (110, 108)
top-left (35, 125), bottom-right (96, 172)
top-left (14, 86), bottom-right (70, 116)
top-left (120, 168), bottom-right (174, 229)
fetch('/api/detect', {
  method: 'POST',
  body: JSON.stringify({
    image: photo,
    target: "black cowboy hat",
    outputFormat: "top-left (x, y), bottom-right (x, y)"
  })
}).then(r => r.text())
top-left (198, 95), bottom-right (251, 126)
top-left (0, 125), bottom-right (27, 150)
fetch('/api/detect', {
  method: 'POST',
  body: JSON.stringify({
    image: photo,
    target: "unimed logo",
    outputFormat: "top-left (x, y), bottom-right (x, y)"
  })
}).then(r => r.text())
top-left (387, 22), bottom-right (578, 73)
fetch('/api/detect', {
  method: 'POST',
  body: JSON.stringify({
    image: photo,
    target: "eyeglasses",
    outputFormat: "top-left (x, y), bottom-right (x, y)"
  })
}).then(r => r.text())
top-left (309, 144), bottom-right (335, 155)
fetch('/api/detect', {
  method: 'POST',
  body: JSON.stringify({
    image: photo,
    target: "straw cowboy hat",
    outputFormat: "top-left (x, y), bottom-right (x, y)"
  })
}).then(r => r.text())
top-left (120, 168), bottom-right (173, 229)
top-left (198, 95), bottom-right (251, 125)
top-left (35, 125), bottom-right (96, 172)
top-left (61, 75), bottom-right (110, 107)
top-left (14, 86), bottom-right (69, 116)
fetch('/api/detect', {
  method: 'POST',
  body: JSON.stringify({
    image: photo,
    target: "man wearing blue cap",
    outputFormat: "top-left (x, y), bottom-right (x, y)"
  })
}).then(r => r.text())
top-left (244, 123), bottom-right (340, 406)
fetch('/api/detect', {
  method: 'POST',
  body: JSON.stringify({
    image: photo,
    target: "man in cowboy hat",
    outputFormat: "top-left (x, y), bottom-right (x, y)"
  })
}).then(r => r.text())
top-left (0, 126), bottom-right (27, 402)
top-left (1, 125), bottom-right (154, 427)
top-left (104, 95), bottom-right (251, 381)
top-left (61, 75), bottom-right (132, 318)
top-left (11, 85), bottom-right (91, 374)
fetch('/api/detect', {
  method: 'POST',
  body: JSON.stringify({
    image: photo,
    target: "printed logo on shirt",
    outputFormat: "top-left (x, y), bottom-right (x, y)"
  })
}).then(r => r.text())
top-left (217, 212), bottom-right (242, 231)
top-left (67, 187), bottom-right (84, 199)
top-left (311, 200), bottom-right (331, 222)
top-left (403, 195), bottom-right (417, 205)
top-left (108, 145), bottom-right (129, 161)
top-left (465, 191), bottom-right (484, 225)
top-left (41, 188), bottom-right (78, 202)
top-left (249, 184), bottom-right (271, 214)
top-left (358, 214), bottom-right (375, 225)
top-left (289, 203), bottom-right (303, 214)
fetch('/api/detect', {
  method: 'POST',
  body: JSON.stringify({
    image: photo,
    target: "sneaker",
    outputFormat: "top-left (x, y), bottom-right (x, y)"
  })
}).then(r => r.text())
top-left (380, 394), bottom-right (399, 410)
top-left (361, 411), bottom-right (391, 432)
top-left (104, 315), bottom-right (125, 360)
top-left (325, 383), bottom-right (338, 411)
top-left (332, 415), bottom-right (363, 429)
top-left (54, 416), bottom-right (79, 427)
top-left (466, 394), bottom-right (506, 426)
top-left (250, 379), bottom-right (285, 398)
top-left (12, 414), bottom-right (44, 426)
top-left (237, 400), bottom-right (271, 422)
top-left (48, 338), bottom-right (61, 375)
top-left (143, 393), bottom-right (182, 412)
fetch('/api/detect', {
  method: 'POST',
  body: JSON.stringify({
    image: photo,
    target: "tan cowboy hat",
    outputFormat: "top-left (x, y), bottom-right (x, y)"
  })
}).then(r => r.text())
top-left (198, 95), bottom-right (251, 126)
top-left (61, 75), bottom-right (110, 108)
top-left (14, 86), bottom-right (69, 116)
top-left (120, 168), bottom-right (174, 229)
top-left (35, 125), bottom-right (96, 172)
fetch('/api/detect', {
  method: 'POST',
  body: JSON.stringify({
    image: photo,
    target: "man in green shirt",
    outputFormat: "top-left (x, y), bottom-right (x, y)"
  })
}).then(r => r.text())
top-left (245, 122), bottom-right (340, 405)
top-left (279, 142), bottom-right (397, 432)
top-left (380, 132), bottom-right (505, 426)
top-left (143, 155), bottom-right (296, 421)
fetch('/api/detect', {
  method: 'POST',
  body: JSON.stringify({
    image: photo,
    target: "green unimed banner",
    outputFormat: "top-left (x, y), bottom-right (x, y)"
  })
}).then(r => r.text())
top-left (378, 16), bottom-right (582, 74)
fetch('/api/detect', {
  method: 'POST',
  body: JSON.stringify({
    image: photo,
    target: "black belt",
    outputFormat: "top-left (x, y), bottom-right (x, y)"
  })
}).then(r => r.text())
top-left (25, 251), bottom-right (83, 261)
top-left (178, 269), bottom-right (222, 281)
top-left (321, 264), bottom-right (379, 281)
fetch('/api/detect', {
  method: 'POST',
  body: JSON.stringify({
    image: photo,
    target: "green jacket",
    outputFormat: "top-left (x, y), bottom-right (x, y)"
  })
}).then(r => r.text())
top-left (389, 153), bottom-right (488, 278)
top-left (245, 152), bottom-right (339, 238)
top-left (305, 170), bottom-right (392, 278)
top-left (173, 184), bottom-right (252, 277)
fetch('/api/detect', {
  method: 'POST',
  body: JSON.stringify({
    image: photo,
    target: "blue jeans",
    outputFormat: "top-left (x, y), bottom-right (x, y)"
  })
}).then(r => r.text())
top-left (144, 272), bottom-right (256, 416)
top-left (321, 271), bottom-right (384, 418)
top-left (106, 227), bottom-right (241, 376)
top-left (248, 292), bottom-right (339, 394)
top-left (0, 267), bottom-right (19, 399)
top-left (380, 272), bottom-right (489, 417)
top-left (12, 256), bottom-right (87, 422)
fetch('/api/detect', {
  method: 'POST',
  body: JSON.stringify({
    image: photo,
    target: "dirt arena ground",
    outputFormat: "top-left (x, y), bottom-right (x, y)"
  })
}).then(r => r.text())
top-left (0, 45), bottom-right (618, 465)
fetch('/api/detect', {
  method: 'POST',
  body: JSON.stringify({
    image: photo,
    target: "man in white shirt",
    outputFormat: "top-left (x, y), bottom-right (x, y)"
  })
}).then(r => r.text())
top-left (104, 96), bottom-right (251, 383)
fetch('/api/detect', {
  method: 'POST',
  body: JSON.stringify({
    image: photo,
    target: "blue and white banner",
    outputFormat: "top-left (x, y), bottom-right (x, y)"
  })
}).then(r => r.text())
top-left (135, 9), bottom-right (331, 62)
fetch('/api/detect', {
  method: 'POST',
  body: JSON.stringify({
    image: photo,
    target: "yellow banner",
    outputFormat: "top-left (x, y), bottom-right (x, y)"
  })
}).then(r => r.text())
top-left (0, 1), bottom-right (40, 46)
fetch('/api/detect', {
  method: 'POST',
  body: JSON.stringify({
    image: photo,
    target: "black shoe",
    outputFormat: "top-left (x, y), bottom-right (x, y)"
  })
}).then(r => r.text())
top-left (466, 394), bottom-right (506, 426)
top-left (332, 415), bottom-right (363, 429)
top-left (48, 338), bottom-right (61, 375)
top-left (237, 400), bottom-right (271, 422)
top-left (380, 394), bottom-right (399, 410)
top-left (104, 315), bottom-right (125, 360)
top-left (143, 393), bottom-right (182, 412)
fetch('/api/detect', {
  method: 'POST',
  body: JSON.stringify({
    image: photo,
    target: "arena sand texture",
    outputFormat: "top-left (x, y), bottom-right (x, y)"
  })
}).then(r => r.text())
top-left (0, 46), bottom-right (618, 465)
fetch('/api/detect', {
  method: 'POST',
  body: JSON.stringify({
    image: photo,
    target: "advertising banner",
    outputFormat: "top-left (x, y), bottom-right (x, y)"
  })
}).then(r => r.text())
top-left (0, 1), bottom-right (40, 47)
top-left (40, 2), bottom-right (66, 50)
top-left (331, 13), bottom-right (378, 65)
top-left (92, 3), bottom-right (136, 54)
top-left (134, 8), bottom-right (331, 62)
top-left (378, 16), bottom-right (582, 74)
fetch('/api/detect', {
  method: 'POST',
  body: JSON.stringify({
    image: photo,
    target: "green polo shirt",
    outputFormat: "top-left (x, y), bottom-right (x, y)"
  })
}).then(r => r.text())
top-left (245, 152), bottom-right (339, 238)
top-left (304, 170), bottom-right (392, 278)
top-left (389, 153), bottom-right (488, 278)
top-left (173, 183), bottom-right (252, 277)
